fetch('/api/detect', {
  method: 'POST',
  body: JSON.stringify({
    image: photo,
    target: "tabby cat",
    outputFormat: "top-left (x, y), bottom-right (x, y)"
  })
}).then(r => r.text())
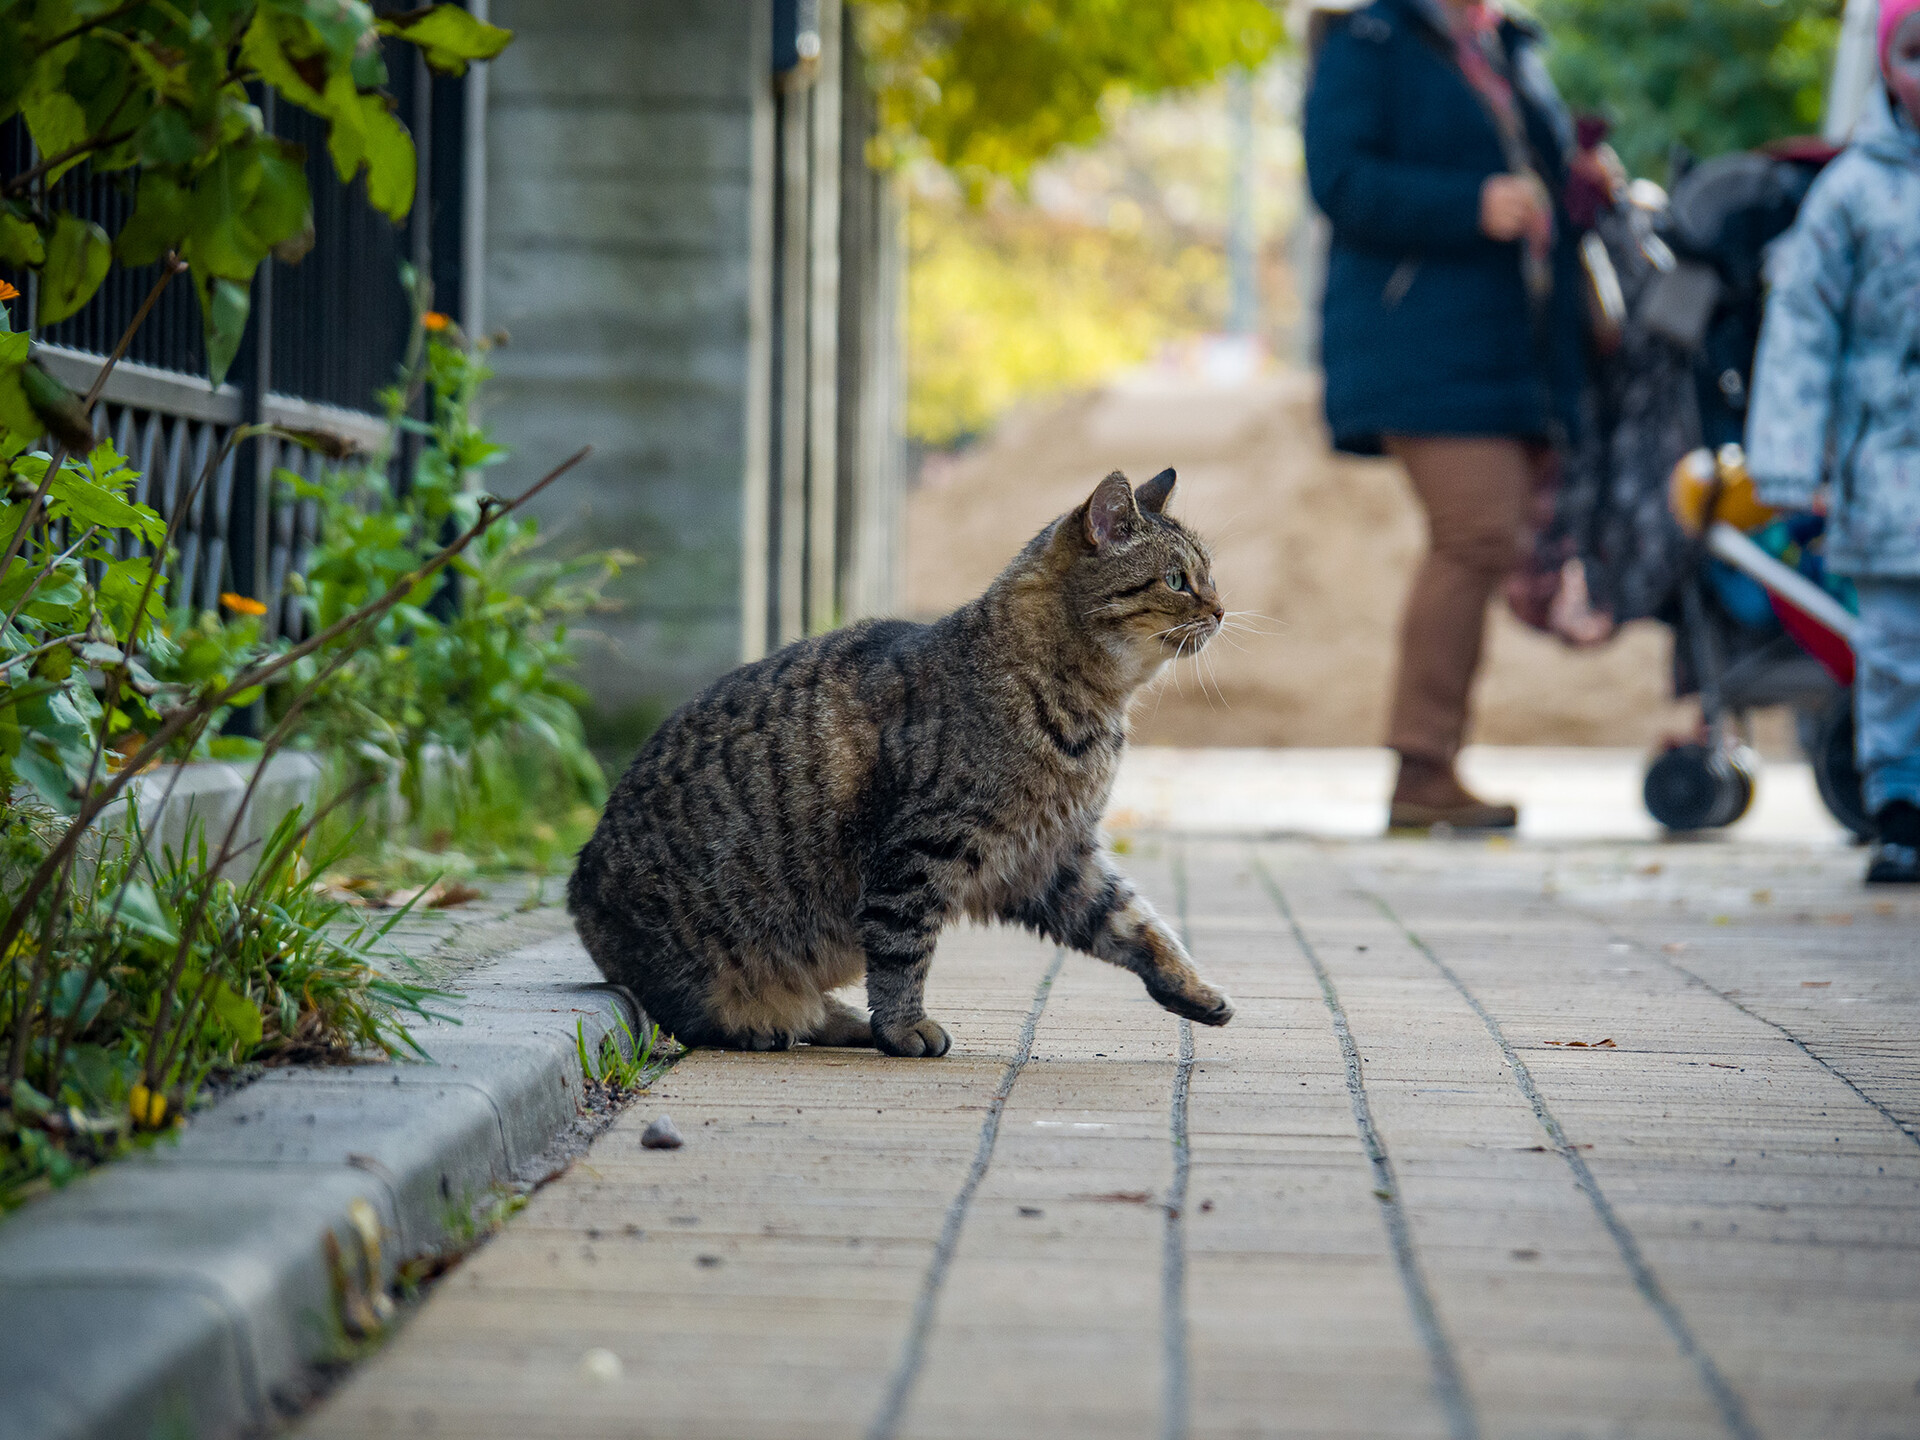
top-left (567, 468), bottom-right (1234, 1056)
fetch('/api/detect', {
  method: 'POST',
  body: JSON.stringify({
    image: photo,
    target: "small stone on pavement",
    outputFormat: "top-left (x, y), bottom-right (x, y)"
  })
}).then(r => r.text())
top-left (580, 1348), bottom-right (622, 1383)
top-left (641, 1114), bottom-right (684, 1149)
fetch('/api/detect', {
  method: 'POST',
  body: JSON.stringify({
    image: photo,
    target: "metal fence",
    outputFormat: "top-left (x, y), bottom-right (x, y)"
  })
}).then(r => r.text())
top-left (1, 38), bottom-right (471, 643)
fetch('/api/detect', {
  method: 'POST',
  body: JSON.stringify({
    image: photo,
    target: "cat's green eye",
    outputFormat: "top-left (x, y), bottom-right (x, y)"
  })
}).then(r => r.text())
top-left (1165, 570), bottom-right (1187, 593)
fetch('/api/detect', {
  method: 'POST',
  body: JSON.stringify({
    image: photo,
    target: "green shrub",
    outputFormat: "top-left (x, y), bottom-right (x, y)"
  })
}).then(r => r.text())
top-left (287, 282), bottom-right (631, 879)
top-left (1, 794), bottom-right (449, 1210)
top-left (0, 2), bottom-right (594, 1213)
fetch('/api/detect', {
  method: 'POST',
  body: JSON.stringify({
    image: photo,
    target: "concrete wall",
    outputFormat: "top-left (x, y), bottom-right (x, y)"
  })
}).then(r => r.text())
top-left (482, 1), bottom-right (772, 741)
top-left (479, 1), bottom-right (902, 751)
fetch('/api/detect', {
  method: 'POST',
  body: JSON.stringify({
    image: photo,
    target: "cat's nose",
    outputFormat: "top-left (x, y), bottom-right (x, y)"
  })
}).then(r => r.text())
top-left (1209, 603), bottom-right (1225, 623)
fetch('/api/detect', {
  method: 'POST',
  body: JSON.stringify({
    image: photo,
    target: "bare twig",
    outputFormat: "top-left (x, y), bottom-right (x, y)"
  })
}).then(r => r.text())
top-left (31, 1), bottom-right (145, 59)
top-left (1, 127), bottom-right (139, 198)
top-left (0, 633), bottom-right (84, 678)
top-left (80, 255), bottom-right (188, 413)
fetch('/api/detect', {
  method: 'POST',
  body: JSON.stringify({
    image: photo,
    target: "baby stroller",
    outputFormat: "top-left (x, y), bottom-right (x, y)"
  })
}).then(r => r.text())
top-left (1647, 450), bottom-right (1868, 836)
top-left (1548, 138), bottom-right (1871, 837)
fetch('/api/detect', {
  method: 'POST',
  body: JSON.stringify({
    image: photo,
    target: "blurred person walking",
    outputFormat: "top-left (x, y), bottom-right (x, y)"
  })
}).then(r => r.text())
top-left (1748, 0), bottom-right (1920, 885)
top-left (1305, 0), bottom-right (1587, 830)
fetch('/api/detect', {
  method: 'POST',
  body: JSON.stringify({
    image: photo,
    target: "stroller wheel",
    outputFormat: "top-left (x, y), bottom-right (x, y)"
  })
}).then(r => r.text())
top-left (1806, 689), bottom-right (1873, 842)
top-left (1644, 743), bottom-right (1758, 832)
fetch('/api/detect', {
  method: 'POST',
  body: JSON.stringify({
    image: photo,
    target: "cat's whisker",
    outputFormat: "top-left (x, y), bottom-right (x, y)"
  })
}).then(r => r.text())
top-left (1220, 617), bottom-right (1283, 640)
top-left (1203, 644), bottom-right (1231, 710)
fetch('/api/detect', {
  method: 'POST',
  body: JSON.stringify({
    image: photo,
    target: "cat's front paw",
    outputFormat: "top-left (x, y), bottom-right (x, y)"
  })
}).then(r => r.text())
top-left (875, 1016), bottom-right (952, 1058)
top-left (1147, 979), bottom-right (1234, 1027)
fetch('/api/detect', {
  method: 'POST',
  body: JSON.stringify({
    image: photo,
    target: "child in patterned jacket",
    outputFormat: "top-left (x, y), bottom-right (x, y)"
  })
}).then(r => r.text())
top-left (1748, 0), bottom-right (1920, 884)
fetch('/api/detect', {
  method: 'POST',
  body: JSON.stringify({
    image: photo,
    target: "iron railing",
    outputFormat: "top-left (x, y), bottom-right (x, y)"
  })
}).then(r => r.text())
top-left (1, 34), bottom-right (471, 644)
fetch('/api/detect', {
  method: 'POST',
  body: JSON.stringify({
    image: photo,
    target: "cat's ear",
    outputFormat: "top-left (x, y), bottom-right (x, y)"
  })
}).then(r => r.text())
top-left (1136, 467), bottom-right (1176, 515)
top-left (1083, 471), bottom-right (1140, 552)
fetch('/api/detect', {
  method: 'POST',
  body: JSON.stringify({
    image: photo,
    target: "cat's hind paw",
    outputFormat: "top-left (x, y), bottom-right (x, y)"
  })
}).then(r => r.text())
top-left (875, 1016), bottom-right (952, 1058)
top-left (741, 1029), bottom-right (798, 1052)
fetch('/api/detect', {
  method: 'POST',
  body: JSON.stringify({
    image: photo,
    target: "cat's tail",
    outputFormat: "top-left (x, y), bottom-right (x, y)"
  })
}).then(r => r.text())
top-left (566, 841), bottom-right (724, 1047)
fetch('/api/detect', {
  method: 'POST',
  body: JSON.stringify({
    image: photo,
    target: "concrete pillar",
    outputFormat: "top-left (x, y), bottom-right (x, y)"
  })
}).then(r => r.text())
top-left (483, 0), bottom-right (774, 746)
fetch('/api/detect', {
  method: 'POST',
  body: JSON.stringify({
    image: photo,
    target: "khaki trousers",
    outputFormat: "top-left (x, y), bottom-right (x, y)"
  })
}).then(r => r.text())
top-left (1383, 436), bottom-right (1538, 765)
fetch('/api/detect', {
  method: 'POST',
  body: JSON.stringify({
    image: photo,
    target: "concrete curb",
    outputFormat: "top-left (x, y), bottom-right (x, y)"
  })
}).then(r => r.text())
top-left (0, 928), bottom-right (639, 1440)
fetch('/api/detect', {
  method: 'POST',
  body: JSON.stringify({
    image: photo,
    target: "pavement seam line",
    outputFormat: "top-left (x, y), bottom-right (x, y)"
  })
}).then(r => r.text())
top-left (865, 946), bottom-right (1067, 1440)
top-left (1164, 843), bottom-right (1195, 1440)
top-left (1361, 887), bottom-right (1763, 1440)
top-left (1558, 899), bottom-right (1920, 1154)
top-left (1252, 852), bottom-right (1480, 1440)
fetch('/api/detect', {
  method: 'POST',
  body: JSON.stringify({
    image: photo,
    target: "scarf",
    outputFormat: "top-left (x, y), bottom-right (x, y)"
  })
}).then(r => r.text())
top-left (1449, 2), bottom-right (1517, 130)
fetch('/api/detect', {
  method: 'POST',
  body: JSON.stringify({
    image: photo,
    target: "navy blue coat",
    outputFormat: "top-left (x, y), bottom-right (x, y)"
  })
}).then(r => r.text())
top-left (1304, 0), bottom-right (1587, 455)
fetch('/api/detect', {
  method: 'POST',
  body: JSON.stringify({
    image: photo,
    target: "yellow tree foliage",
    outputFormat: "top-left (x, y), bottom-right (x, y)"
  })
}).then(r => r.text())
top-left (906, 194), bottom-right (1224, 445)
top-left (855, 0), bottom-right (1285, 186)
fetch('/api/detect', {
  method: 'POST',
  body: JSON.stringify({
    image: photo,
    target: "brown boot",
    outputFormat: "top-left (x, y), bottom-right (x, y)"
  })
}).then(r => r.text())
top-left (1388, 754), bottom-right (1519, 832)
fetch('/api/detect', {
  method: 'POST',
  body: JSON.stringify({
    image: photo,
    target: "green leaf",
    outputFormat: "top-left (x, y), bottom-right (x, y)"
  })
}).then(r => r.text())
top-left (10, 1079), bottom-right (53, 1120)
top-left (137, 105), bottom-right (202, 166)
top-left (208, 979), bottom-right (265, 1050)
top-left (268, 0), bottom-right (380, 65)
top-left (115, 171), bottom-right (191, 267)
top-left (0, 354), bottom-right (40, 460)
top-left (32, 643), bottom-right (72, 682)
top-left (244, 10), bottom-right (415, 218)
top-left (349, 45), bottom-right (389, 91)
top-left (20, 361), bottom-right (96, 453)
top-left (36, 213), bottom-right (112, 326)
top-left (10, 684), bottom-right (96, 811)
top-left (22, 83), bottom-right (87, 187)
top-left (0, 207), bottom-right (43, 267)
top-left (97, 553), bottom-right (165, 641)
top-left (248, 140), bottom-right (313, 256)
top-left (328, 83), bottom-right (416, 220)
top-left (48, 468), bottom-right (165, 543)
top-left (68, 33), bottom-right (134, 137)
top-left (196, 272), bottom-right (251, 386)
top-left (114, 880), bottom-right (180, 946)
top-left (52, 967), bottom-right (110, 1028)
top-left (242, 10), bottom-right (331, 114)
top-left (185, 149), bottom-right (264, 279)
top-left (379, 6), bottom-right (515, 76)
top-left (11, 738), bottom-right (75, 809)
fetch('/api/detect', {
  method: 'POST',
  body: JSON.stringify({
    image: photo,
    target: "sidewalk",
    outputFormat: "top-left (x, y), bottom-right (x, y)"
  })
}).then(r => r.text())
top-left (299, 819), bottom-right (1919, 1438)
top-left (1108, 745), bottom-right (1849, 843)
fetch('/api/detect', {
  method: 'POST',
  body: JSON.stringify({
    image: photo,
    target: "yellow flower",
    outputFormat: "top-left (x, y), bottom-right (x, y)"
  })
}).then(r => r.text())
top-left (0, 280), bottom-right (18, 302)
top-left (422, 311), bottom-right (450, 332)
top-left (220, 592), bottom-right (268, 617)
top-left (129, 1083), bottom-right (167, 1128)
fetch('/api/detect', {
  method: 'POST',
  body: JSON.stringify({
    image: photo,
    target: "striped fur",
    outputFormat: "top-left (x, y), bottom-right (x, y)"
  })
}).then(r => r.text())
top-left (567, 470), bottom-right (1234, 1056)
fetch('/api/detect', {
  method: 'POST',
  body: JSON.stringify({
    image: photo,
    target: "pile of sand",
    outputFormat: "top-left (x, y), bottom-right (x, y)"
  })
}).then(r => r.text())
top-left (905, 368), bottom-right (1705, 751)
